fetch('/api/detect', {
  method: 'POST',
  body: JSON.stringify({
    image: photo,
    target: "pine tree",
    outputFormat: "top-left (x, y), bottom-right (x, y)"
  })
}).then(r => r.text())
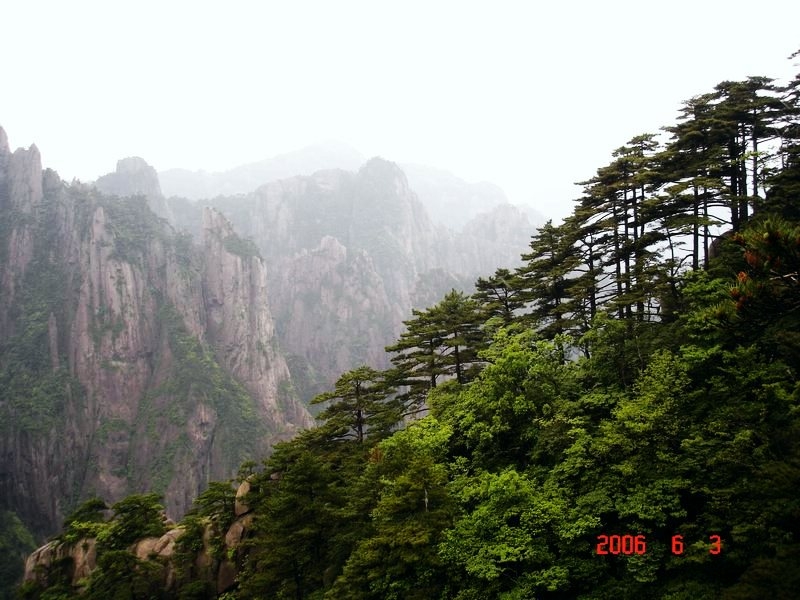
top-left (312, 366), bottom-right (400, 445)
top-left (712, 77), bottom-right (782, 227)
top-left (765, 51), bottom-right (800, 218)
top-left (516, 220), bottom-right (581, 336)
top-left (386, 290), bottom-right (484, 412)
top-left (473, 268), bottom-right (525, 325)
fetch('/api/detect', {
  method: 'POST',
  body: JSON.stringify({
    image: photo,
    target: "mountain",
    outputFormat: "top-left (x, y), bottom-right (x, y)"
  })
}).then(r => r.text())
top-left (159, 141), bottom-right (366, 201)
top-left (166, 158), bottom-right (534, 398)
top-left (0, 129), bottom-right (540, 591)
top-left (157, 144), bottom-right (546, 232)
top-left (95, 156), bottom-right (173, 222)
top-left (400, 162), bottom-right (544, 231)
top-left (0, 127), bottom-right (312, 546)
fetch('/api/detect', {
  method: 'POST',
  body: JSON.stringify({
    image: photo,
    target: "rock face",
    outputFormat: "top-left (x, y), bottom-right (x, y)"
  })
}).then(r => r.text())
top-left (95, 156), bottom-right (173, 221)
top-left (24, 538), bottom-right (97, 588)
top-left (457, 203), bottom-right (538, 275)
top-left (201, 208), bottom-right (312, 431)
top-left (0, 128), bottom-right (312, 540)
top-left (167, 157), bottom-right (533, 397)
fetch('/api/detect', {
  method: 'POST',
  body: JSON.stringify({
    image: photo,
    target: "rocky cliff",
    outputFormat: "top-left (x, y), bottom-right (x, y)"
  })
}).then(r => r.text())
top-left (0, 127), bottom-right (312, 546)
top-left (95, 156), bottom-right (173, 222)
top-left (166, 158), bottom-right (531, 397)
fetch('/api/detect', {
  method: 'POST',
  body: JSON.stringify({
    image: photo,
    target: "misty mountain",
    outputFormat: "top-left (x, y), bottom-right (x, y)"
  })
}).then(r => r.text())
top-left (163, 158), bottom-right (536, 399)
top-left (400, 162), bottom-right (544, 231)
top-left (159, 141), bottom-right (366, 201)
top-left (157, 143), bottom-right (546, 232)
top-left (0, 127), bottom-right (542, 592)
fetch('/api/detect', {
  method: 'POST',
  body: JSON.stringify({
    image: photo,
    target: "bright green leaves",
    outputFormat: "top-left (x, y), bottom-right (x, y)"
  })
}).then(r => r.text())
top-left (57, 497), bottom-right (109, 545)
top-left (440, 469), bottom-right (568, 596)
top-left (431, 331), bottom-right (580, 471)
top-left (328, 418), bottom-right (454, 600)
top-left (614, 350), bottom-right (688, 440)
top-left (95, 493), bottom-right (167, 553)
top-left (442, 470), bottom-right (547, 577)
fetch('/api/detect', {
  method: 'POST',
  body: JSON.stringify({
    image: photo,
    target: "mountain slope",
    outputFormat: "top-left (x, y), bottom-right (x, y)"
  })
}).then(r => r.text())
top-left (0, 127), bottom-right (312, 543)
top-left (166, 158), bottom-right (534, 397)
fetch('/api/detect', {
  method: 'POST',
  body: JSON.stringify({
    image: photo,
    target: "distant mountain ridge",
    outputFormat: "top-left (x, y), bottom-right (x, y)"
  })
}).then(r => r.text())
top-left (159, 141), bottom-right (366, 201)
top-left (157, 142), bottom-right (546, 231)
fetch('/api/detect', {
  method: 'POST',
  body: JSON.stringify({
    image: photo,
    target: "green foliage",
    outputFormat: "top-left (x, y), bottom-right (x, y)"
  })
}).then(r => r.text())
top-left (328, 418), bottom-right (454, 599)
top-left (222, 234), bottom-right (261, 259)
top-left (57, 498), bottom-right (109, 545)
top-left (96, 493), bottom-right (167, 553)
top-left (188, 481), bottom-right (237, 532)
top-left (473, 268), bottom-right (525, 325)
top-left (0, 226), bottom-right (85, 435)
top-left (83, 550), bottom-right (164, 600)
top-left (386, 288), bottom-right (485, 413)
top-left (172, 514), bottom-right (214, 591)
top-left (132, 304), bottom-right (264, 493)
top-left (312, 365), bottom-right (401, 444)
top-left (440, 469), bottom-right (569, 596)
top-left (23, 50), bottom-right (800, 600)
top-left (102, 194), bottom-right (168, 264)
top-left (0, 511), bottom-right (36, 600)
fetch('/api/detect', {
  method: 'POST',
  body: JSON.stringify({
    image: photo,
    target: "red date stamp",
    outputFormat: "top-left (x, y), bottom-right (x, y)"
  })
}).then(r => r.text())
top-left (596, 534), bottom-right (722, 555)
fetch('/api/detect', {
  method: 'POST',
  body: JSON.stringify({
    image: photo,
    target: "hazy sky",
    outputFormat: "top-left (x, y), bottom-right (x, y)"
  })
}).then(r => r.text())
top-left (2, 1), bottom-right (798, 221)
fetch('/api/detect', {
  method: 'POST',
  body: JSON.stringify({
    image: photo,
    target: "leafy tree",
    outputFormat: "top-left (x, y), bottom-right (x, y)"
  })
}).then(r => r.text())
top-left (328, 418), bottom-right (454, 600)
top-left (711, 76), bottom-right (782, 226)
top-left (516, 220), bottom-right (583, 336)
top-left (434, 290), bottom-right (484, 384)
top-left (0, 511), bottom-right (36, 600)
top-left (237, 440), bottom-right (343, 600)
top-left (187, 481), bottom-right (237, 531)
top-left (386, 307), bottom-right (449, 411)
top-left (439, 468), bottom-right (570, 598)
top-left (57, 497), bottom-right (109, 545)
top-left (765, 52), bottom-right (800, 218)
top-left (83, 550), bottom-right (164, 600)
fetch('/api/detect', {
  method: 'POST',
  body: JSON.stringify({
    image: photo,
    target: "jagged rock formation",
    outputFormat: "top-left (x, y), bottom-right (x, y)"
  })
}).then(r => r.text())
top-left (95, 156), bottom-right (173, 221)
top-left (270, 235), bottom-right (397, 399)
top-left (201, 209), bottom-right (310, 428)
top-left (0, 127), bottom-right (312, 545)
top-left (166, 158), bottom-right (533, 397)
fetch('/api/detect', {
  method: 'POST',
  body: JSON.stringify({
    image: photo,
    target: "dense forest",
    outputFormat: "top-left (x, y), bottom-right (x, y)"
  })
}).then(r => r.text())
top-left (17, 53), bottom-right (800, 598)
